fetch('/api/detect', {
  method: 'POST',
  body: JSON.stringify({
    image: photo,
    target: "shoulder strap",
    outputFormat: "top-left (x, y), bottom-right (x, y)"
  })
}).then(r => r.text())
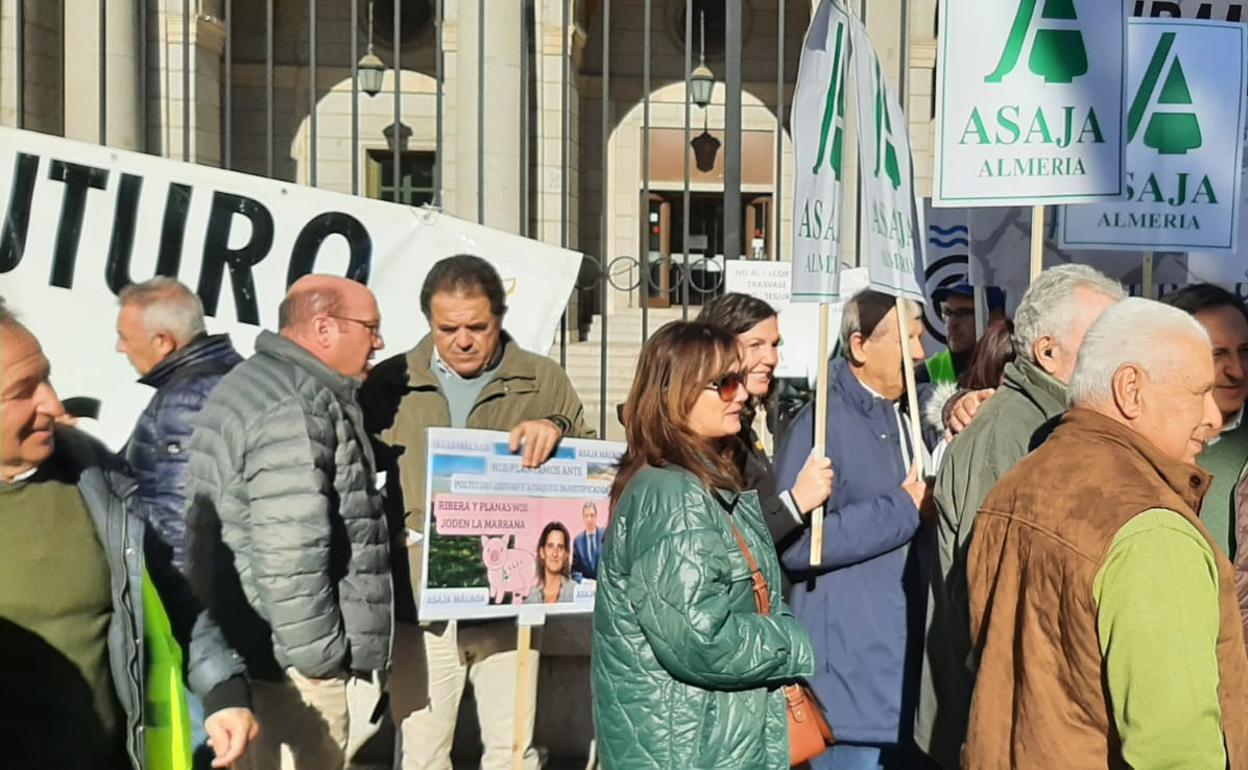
top-left (709, 488), bottom-right (772, 616)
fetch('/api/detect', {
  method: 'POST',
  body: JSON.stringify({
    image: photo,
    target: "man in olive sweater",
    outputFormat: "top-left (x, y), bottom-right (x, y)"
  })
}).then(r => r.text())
top-left (0, 298), bottom-right (257, 770)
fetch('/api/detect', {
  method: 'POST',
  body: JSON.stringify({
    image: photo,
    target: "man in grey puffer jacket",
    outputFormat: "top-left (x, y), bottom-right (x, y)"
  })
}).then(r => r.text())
top-left (185, 274), bottom-right (391, 770)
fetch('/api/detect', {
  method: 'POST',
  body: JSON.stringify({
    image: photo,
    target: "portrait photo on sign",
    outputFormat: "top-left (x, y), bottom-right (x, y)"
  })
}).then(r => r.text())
top-left (420, 427), bottom-right (625, 621)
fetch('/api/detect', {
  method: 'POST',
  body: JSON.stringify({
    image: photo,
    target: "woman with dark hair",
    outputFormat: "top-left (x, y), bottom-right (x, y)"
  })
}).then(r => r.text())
top-left (698, 293), bottom-right (834, 551)
top-left (526, 521), bottom-right (574, 604)
top-left (928, 319), bottom-right (1016, 471)
top-left (593, 321), bottom-right (815, 769)
top-left (962, 319), bottom-right (1015, 392)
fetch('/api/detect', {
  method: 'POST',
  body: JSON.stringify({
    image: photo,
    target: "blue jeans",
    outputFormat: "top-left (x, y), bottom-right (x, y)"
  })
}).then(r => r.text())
top-left (811, 744), bottom-right (883, 770)
top-left (810, 742), bottom-right (940, 770)
top-left (186, 690), bottom-right (214, 770)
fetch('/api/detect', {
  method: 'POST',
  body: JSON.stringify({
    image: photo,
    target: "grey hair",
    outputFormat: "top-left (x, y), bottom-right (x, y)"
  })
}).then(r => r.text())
top-left (0, 295), bottom-right (15, 329)
top-left (1068, 297), bottom-right (1210, 407)
top-left (1011, 264), bottom-right (1125, 362)
top-left (118, 277), bottom-right (206, 347)
top-left (839, 289), bottom-right (921, 355)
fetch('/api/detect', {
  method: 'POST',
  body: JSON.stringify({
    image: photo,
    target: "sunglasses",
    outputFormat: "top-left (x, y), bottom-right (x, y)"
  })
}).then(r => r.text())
top-left (705, 372), bottom-right (746, 403)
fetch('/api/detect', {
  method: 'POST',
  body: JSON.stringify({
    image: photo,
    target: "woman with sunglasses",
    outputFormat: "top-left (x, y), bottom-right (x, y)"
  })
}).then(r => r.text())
top-left (699, 294), bottom-right (835, 552)
top-left (592, 321), bottom-right (815, 769)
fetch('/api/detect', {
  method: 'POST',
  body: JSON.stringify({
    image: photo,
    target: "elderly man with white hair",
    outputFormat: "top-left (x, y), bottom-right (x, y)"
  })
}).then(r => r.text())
top-left (915, 264), bottom-right (1124, 768)
top-left (962, 298), bottom-right (1248, 769)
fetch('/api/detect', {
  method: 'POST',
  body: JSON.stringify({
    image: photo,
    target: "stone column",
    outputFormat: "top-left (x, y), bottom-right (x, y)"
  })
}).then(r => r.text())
top-left (454, 0), bottom-right (522, 233)
top-left (63, 0), bottom-right (141, 148)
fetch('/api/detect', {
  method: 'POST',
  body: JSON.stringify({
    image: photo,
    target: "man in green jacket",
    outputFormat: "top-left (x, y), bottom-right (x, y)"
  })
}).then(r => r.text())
top-left (1160, 285), bottom-right (1248, 558)
top-left (360, 254), bottom-right (590, 770)
top-left (914, 265), bottom-right (1123, 769)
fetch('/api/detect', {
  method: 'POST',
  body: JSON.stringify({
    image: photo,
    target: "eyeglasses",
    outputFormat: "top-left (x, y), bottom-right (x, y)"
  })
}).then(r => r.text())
top-left (940, 306), bottom-right (976, 322)
top-left (705, 372), bottom-right (746, 403)
top-left (330, 315), bottom-right (382, 339)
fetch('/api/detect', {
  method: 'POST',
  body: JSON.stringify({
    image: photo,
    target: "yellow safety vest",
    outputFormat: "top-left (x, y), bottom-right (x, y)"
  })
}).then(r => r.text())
top-left (142, 570), bottom-right (193, 770)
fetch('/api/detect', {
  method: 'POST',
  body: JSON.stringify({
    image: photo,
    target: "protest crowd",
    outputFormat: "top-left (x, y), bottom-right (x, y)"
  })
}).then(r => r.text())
top-left (8, 250), bottom-right (1248, 770)
top-left (9, 0), bottom-right (1248, 768)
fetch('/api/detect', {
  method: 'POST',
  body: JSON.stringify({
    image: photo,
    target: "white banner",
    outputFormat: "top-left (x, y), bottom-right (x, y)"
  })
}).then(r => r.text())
top-left (851, 15), bottom-right (926, 302)
top-left (0, 128), bottom-right (582, 448)
top-left (934, 0), bottom-right (1130, 206)
top-left (790, 0), bottom-right (851, 302)
top-left (1061, 19), bottom-right (1248, 252)
top-left (922, 204), bottom-right (972, 349)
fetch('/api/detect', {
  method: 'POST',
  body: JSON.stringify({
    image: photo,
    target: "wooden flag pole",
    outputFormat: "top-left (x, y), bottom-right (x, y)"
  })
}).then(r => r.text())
top-left (1029, 205), bottom-right (1045, 282)
top-left (511, 609), bottom-right (543, 770)
top-left (810, 302), bottom-right (832, 567)
top-left (1142, 251), bottom-right (1156, 299)
top-left (897, 296), bottom-right (924, 475)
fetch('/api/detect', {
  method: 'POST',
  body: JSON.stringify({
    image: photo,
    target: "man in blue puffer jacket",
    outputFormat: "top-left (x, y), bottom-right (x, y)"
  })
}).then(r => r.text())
top-left (117, 277), bottom-right (241, 573)
top-left (116, 277), bottom-right (241, 769)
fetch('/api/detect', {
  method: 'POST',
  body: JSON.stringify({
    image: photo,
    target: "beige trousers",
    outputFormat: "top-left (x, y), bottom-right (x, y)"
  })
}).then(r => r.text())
top-left (238, 668), bottom-right (350, 770)
top-left (390, 621), bottom-right (540, 770)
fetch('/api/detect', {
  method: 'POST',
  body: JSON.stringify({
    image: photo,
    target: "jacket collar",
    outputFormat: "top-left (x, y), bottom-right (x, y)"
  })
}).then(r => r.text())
top-left (1056, 407), bottom-right (1210, 510)
top-left (139, 333), bottom-right (239, 388)
top-left (254, 330), bottom-right (361, 402)
top-left (1001, 358), bottom-right (1069, 419)
top-left (404, 331), bottom-right (534, 390)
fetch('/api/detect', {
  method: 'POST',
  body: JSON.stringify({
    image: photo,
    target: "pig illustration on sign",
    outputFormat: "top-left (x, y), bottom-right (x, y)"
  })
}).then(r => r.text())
top-left (481, 535), bottom-right (537, 604)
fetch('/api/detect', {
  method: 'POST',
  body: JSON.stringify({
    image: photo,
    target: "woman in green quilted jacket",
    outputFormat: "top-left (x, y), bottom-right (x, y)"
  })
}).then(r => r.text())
top-left (592, 321), bottom-right (816, 769)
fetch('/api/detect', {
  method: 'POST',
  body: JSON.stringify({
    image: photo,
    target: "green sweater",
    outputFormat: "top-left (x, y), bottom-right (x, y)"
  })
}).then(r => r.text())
top-left (0, 460), bottom-right (127, 769)
top-left (1094, 509), bottom-right (1226, 769)
top-left (1196, 417), bottom-right (1248, 557)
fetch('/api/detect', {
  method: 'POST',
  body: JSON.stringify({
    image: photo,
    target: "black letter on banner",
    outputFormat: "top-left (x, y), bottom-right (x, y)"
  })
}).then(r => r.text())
top-left (0, 153), bottom-right (39, 273)
top-left (197, 191), bottom-right (273, 325)
top-left (156, 183), bottom-right (192, 278)
top-left (108, 180), bottom-right (192, 293)
top-left (286, 212), bottom-right (373, 287)
top-left (48, 160), bottom-right (110, 288)
top-left (105, 174), bottom-right (144, 294)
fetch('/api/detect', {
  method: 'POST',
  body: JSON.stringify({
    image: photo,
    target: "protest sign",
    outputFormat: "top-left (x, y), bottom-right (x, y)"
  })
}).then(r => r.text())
top-left (969, 207), bottom-right (1193, 304)
top-left (790, 0), bottom-right (852, 302)
top-left (1061, 19), bottom-right (1248, 253)
top-left (851, 15), bottom-right (926, 301)
top-left (0, 127), bottom-right (582, 448)
top-left (1134, 1), bottom-right (1244, 20)
top-left (934, 0), bottom-right (1130, 206)
top-left (420, 428), bottom-right (626, 621)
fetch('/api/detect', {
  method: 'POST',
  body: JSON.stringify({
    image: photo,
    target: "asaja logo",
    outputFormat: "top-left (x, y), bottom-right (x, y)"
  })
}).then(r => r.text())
top-left (811, 19), bottom-right (848, 181)
top-left (987, 0), bottom-right (1089, 84)
top-left (1128, 32), bottom-right (1202, 155)
top-left (872, 59), bottom-right (902, 191)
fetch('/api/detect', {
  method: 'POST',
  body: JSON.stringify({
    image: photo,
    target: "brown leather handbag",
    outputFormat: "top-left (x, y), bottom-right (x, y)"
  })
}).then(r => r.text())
top-left (718, 495), bottom-right (836, 767)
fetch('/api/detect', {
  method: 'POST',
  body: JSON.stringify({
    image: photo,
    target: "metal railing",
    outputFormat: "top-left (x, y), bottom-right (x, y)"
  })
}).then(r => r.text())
top-left (6, 0), bottom-right (804, 440)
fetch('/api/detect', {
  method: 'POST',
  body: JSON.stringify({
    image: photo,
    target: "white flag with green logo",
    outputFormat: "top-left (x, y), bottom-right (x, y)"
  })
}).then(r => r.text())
top-left (1060, 19), bottom-right (1247, 253)
top-left (850, 17), bottom-right (925, 302)
top-left (790, 0), bottom-right (851, 303)
top-left (933, 0), bottom-right (1130, 207)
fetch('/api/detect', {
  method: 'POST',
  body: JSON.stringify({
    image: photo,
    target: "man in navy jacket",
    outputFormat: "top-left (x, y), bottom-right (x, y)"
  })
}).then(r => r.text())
top-left (116, 277), bottom-right (241, 572)
top-left (776, 289), bottom-right (935, 770)
top-left (115, 277), bottom-right (241, 769)
top-left (572, 500), bottom-right (606, 579)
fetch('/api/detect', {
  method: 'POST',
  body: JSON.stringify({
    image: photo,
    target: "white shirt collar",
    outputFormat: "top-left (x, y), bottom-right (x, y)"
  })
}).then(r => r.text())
top-left (1, 466), bottom-right (38, 484)
top-left (1209, 406), bottom-right (1245, 446)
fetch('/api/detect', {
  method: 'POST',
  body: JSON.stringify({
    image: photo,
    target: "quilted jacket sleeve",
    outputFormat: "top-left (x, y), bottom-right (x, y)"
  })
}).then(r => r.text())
top-left (244, 400), bottom-right (348, 678)
top-left (626, 495), bottom-right (815, 690)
